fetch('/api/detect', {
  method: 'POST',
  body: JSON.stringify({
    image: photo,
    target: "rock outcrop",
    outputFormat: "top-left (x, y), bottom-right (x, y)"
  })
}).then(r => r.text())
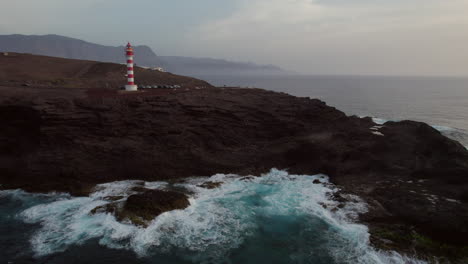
top-left (91, 189), bottom-right (190, 227)
top-left (122, 190), bottom-right (190, 225)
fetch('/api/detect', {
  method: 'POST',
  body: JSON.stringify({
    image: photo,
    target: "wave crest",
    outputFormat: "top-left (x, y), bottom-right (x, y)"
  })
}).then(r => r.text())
top-left (9, 169), bottom-right (426, 263)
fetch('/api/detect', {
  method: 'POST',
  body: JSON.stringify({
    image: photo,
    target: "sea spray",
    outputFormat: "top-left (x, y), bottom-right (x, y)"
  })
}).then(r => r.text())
top-left (1, 170), bottom-right (426, 264)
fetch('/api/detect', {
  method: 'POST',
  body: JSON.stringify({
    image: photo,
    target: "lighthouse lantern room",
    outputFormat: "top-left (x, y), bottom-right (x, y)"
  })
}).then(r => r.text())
top-left (125, 42), bottom-right (138, 91)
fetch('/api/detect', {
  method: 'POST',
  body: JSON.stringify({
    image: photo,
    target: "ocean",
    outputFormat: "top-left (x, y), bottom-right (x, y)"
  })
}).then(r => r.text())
top-left (200, 74), bottom-right (468, 147)
top-left (0, 170), bottom-right (424, 264)
top-left (1, 75), bottom-right (467, 264)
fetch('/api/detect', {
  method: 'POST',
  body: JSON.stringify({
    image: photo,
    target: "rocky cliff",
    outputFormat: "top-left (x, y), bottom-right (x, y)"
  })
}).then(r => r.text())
top-left (0, 54), bottom-right (467, 262)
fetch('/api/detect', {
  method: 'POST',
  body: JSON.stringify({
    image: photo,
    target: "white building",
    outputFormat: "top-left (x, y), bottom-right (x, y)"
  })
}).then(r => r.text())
top-left (151, 67), bottom-right (166, 72)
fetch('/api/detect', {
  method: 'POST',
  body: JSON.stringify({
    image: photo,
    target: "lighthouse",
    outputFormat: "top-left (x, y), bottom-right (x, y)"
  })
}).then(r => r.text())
top-left (125, 42), bottom-right (138, 91)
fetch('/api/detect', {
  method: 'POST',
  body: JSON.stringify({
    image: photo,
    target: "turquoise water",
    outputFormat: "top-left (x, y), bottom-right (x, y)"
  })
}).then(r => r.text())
top-left (0, 170), bottom-right (423, 264)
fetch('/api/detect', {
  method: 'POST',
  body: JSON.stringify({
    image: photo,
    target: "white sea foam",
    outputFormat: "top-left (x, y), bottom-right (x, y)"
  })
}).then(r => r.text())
top-left (90, 180), bottom-right (168, 200)
top-left (372, 117), bottom-right (389, 125)
top-left (372, 131), bottom-right (385, 136)
top-left (432, 125), bottom-right (455, 132)
top-left (13, 169), bottom-right (426, 263)
top-left (370, 116), bottom-right (454, 132)
top-left (0, 189), bottom-right (29, 199)
top-left (0, 189), bottom-right (70, 200)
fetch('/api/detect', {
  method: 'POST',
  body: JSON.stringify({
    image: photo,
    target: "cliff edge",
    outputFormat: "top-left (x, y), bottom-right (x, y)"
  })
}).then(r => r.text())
top-left (0, 54), bottom-right (467, 262)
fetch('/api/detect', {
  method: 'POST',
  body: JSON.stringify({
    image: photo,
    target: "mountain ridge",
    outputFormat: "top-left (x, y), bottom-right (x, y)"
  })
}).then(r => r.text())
top-left (0, 34), bottom-right (163, 68)
top-left (0, 34), bottom-right (288, 76)
top-left (160, 55), bottom-right (286, 76)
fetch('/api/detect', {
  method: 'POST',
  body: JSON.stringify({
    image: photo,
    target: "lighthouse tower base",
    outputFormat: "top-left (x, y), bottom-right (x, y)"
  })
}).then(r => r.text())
top-left (125, 84), bottom-right (138, 91)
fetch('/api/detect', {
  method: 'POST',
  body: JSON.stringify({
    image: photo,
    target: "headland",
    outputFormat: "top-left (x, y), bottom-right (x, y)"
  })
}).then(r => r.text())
top-left (1, 53), bottom-right (467, 262)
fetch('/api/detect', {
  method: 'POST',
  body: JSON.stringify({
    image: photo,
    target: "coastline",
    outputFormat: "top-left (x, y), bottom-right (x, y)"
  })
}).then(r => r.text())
top-left (1, 54), bottom-right (468, 263)
top-left (0, 171), bottom-right (428, 263)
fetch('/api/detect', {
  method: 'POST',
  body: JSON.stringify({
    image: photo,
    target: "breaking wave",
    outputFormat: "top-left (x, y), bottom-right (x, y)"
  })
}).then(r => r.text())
top-left (2, 170), bottom-right (425, 263)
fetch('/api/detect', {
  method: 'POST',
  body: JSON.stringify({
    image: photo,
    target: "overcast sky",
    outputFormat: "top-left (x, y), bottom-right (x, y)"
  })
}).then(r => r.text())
top-left (1, 0), bottom-right (468, 76)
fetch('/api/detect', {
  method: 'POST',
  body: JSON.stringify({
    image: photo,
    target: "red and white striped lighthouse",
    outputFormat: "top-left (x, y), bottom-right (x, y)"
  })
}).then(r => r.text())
top-left (125, 42), bottom-right (138, 91)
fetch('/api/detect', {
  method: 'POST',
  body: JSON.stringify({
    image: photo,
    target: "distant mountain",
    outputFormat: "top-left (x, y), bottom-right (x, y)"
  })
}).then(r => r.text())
top-left (160, 56), bottom-right (287, 76)
top-left (0, 34), bottom-right (164, 67)
top-left (0, 34), bottom-right (288, 76)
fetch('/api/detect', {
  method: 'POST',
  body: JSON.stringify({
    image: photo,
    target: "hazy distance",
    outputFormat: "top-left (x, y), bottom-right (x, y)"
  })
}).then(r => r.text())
top-left (1, 0), bottom-right (468, 76)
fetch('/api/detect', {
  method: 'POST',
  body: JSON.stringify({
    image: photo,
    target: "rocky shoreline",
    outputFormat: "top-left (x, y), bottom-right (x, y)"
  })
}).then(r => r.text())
top-left (1, 55), bottom-right (467, 262)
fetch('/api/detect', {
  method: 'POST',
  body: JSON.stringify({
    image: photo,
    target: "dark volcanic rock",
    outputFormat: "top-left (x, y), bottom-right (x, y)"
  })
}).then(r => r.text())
top-left (88, 189), bottom-right (190, 227)
top-left (198, 181), bottom-right (223, 189)
top-left (119, 190), bottom-right (190, 226)
top-left (90, 202), bottom-right (120, 215)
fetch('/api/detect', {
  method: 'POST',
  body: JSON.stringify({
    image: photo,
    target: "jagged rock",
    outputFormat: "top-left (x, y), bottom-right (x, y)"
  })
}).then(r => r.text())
top-left (198, 181), bottom-right (223, 189)
top-left (103, 196), bottom-right (125, 202)
top-left (117, 190), bottom-right (190, 227)
top-left (130, 186), bottom-right (151, 193)
top-left (90, 202), bottom-right (120, 215)
top-left (89, 190), bottom-right (190, 227)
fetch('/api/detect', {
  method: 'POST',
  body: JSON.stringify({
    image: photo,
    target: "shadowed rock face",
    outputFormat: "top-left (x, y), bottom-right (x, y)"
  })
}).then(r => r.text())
top-left (120, 190), bottom-right (190, 226)
top-left (0, 84), bottom-right (467, 255)
top-left (198, 181), bottom-right (223, 189)
top-left (89, 189), bottom-right (190, 227)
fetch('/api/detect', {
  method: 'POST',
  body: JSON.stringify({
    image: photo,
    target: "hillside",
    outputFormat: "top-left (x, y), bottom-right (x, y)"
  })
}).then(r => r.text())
top-left (0, 34), bottom-right (288, 76)
top-left (0, 52), bottom-right (211, 90)
top-left (0, 34), bottom-right (164, 67)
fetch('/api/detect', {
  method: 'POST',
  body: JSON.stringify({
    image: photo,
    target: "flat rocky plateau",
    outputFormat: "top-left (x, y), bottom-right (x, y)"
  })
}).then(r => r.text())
top-left (1, 53), bottom-right (467, 262)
